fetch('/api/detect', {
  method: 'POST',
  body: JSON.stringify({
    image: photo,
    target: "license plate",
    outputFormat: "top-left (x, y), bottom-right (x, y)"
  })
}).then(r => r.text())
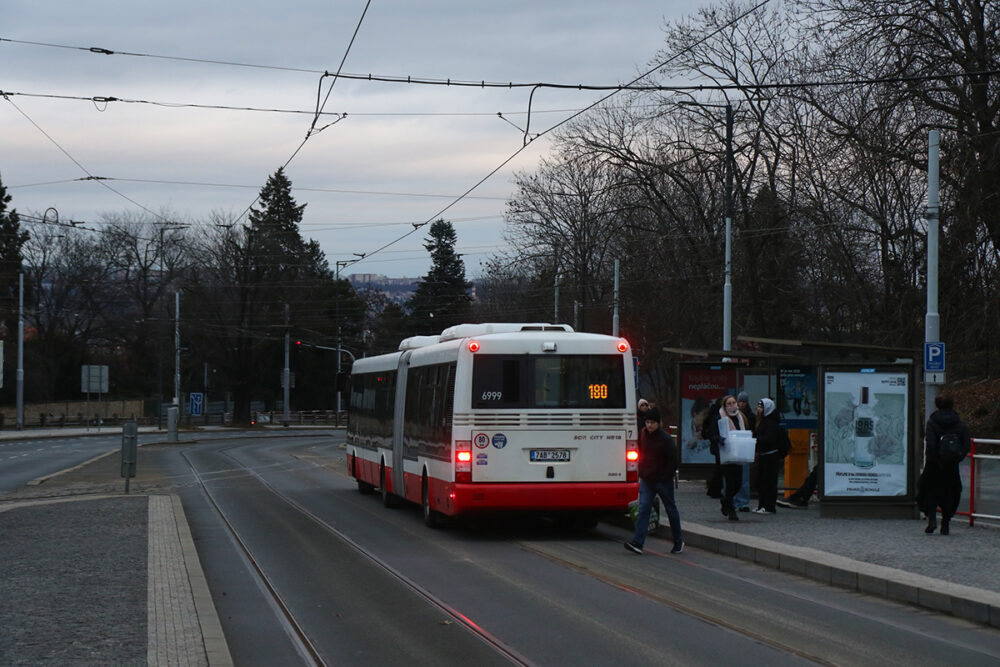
top-left (530, 449), bottom-right (570, 462)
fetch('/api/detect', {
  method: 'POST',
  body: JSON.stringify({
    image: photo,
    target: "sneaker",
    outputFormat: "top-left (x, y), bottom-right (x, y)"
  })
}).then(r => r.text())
top-left (624, 540), bottom-right (643, 554)
top-left (670, 541), bottom-right (684, 554)
top-left (775, 498), bottom-right (795, 509)
top-left (752, 507), bottom-right (775, 514)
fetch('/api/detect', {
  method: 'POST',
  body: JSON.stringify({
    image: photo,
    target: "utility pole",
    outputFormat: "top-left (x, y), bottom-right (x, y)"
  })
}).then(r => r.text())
top-left (723, 103), bottom-right (734, 352)
top-left (174, 291), bottom-right (181, 409)
top-left (16, 273), bottom-right (24, 430)
top-left (924, 130), bottom-right (941, 424)
top-left (680, 100), bottom-right (735, 351)
top-left (283, 303), bottom-right (290, 426)
top-left (612, 259), bottom-right (620, 337)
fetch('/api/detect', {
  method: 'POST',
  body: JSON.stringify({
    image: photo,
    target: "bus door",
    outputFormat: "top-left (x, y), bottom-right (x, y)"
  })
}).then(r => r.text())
top-left (391, 351), bottom-right (410, 494)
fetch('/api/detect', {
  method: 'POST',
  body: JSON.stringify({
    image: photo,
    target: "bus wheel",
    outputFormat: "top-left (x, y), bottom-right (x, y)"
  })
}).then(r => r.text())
top-left (422, 475), bottom-right (442, 528)
top-left (380, 464), bottom-right (397, 508)
top-left (354, 455), bottom-right (375, 494)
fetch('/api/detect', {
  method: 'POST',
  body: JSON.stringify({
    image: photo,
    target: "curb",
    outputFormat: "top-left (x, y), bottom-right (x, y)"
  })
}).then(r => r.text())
top-left (170, 495), bottom-right (233, 666)
top-left (682, 520), bottom-right (1000, 628)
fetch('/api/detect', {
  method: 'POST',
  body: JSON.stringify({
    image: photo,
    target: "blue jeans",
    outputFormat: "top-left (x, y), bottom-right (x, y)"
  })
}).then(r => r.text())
top-left (733, 463), bottom-right (751, 509)
top-left (631, 478), bottom-right (682, 547)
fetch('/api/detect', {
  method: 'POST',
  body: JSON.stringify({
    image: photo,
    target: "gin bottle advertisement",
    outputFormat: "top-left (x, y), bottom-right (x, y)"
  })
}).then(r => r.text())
top-left (823, 371), bottom-right (908, 497)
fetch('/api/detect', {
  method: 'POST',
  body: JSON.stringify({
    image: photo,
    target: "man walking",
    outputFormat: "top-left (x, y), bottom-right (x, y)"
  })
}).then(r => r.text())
top-left (625, 408), bottom-right (684, 554)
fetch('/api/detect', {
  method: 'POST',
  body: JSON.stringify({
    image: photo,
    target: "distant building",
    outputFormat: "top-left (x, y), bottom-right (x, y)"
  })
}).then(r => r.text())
top-left (348, 273), bottom-right (478, 306)
top-left (348, 274), bottom-right (419, 305)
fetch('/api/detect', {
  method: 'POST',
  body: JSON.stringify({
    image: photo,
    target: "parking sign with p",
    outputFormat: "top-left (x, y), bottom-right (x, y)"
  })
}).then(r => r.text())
top-left (924, 342), bottom-right (945, 372)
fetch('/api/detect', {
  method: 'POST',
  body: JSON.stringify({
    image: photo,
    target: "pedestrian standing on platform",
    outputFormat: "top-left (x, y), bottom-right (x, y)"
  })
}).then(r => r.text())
top-left (625, 408), bottom-right (684, 555)
top-left (734, 391), bottom-right (755, 512)
top-left (636, 398), bottom-right (650, 435)
top-left (705, 394), bottom-right (750, 521)
top-left (752, 398), bottom-right (787, 514)
top-left (917, 394), bottom-right (971, 535)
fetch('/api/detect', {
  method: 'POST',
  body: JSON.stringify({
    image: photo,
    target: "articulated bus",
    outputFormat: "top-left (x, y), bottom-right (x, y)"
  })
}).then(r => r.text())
top-left (346, 323), bottom-right (639, 527)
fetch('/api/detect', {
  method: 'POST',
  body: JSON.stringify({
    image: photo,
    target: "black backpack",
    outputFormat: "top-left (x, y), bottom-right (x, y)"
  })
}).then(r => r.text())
top-left (939, 430), bottom-right (965, 465)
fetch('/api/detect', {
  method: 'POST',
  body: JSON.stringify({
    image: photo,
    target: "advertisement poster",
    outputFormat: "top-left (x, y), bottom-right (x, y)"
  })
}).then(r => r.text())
top-left (777, 366), bottom-right (818, 428)
top-left (679, 365), bottom-right (739, 464)
top-left (823, 370), bottom-right (909, 497)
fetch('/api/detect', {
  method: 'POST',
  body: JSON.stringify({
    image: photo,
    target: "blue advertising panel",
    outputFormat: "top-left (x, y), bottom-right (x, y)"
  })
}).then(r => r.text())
top-left (777, 366), bottom-right (818, 428)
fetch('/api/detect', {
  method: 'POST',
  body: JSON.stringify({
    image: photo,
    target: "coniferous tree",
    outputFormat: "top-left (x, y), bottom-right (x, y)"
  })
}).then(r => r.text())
top-left (406, 220), bottom-right (472, 334)
top-left (0, 174), bottom-right (29, 401)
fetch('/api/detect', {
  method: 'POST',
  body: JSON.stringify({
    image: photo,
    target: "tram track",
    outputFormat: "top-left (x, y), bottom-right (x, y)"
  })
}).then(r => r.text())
top-left (182, 442), bottom-right (532, 667)
top-left (181, 447), bottom-right (327, 666)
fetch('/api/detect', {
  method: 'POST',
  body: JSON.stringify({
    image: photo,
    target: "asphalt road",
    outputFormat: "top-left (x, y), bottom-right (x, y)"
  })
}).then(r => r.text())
top-left (5, 429), bottom-right (999, 665)
top-left (160, 434), bottom-right (1000, 665)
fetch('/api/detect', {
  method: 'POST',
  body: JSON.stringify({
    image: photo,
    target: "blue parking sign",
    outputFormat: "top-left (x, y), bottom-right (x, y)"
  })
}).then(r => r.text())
top-left (189, 392), bottom-right (204, 416)
top-left (924, 342), bottom-right (945, 372)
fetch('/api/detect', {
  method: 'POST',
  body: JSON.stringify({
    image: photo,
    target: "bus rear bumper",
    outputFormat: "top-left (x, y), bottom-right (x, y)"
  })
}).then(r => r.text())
top-left (443, 481), bottom-right (638, 515)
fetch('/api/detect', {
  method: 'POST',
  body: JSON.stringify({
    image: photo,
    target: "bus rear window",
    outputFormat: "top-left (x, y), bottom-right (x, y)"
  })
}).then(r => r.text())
top-left (472, 355), bottom-right (625, 409)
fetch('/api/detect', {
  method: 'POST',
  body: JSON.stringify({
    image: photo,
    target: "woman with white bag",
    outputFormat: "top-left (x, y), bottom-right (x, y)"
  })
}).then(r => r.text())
top-left (705, 394), bottom-right (752, 521)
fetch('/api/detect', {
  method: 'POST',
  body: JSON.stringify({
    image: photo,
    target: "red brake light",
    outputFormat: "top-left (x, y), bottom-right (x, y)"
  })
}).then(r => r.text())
top-left (617, 339), bottom-right (629, 353)
top-left (455, 440), bottom-right (472, 483)
top-left (626, 439), bottom-right (638, 482)
top-left (468, 340), bottom-right (480, 352)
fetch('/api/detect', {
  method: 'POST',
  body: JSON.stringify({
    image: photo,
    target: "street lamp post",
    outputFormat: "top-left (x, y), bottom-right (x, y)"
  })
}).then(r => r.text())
top-left (723, 103), bottom-right (733, 352)
top-left (334, 254), bottom-right (365, 415)
top-left (157, 224), bottom-right (187, 427)
top-left (680, 101), bottom-right (734, 351)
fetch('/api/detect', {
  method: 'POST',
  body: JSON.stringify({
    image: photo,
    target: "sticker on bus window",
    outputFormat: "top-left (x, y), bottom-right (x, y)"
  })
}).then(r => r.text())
top-left (492, 433), bottom-right (508, 449)
top-left (475, 433), bottom-right (490, 448)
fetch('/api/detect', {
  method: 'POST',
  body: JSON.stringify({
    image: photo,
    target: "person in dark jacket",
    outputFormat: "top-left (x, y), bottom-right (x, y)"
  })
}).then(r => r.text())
top-left (636, 398), bottom-right (651, 435)
top-left (917, 394), bottom-right (971, 535)
top-left (752, 398), bottom-right (785, 514)
top-left (625, 408), bottom-right (683, 554)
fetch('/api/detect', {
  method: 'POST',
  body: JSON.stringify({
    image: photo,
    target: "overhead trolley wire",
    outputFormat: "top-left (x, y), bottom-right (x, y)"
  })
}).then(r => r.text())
top-left (345, 0), bottom-right (775, 271)
top-left (4, 35), bottom-right (994, 96)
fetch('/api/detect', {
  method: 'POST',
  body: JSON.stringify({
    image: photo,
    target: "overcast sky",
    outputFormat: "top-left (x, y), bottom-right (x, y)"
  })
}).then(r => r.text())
top-left (2, 1), bottom-right (703, 278)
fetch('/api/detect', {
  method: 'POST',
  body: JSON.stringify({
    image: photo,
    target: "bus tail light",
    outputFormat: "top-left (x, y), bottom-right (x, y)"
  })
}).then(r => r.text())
top-left (626, 439), bottom-right (639, 482)
top-left (617, 339), bottom-right (629, 353)
top-left (455, 440), bottom-right (472, 483)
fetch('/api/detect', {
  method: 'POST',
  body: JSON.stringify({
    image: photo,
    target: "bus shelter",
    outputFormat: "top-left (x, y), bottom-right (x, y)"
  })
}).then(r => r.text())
top-left (665, 337), bottom-right (920, 518)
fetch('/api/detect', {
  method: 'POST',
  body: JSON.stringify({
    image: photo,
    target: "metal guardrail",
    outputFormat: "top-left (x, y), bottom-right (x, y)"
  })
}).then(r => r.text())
top-left (960, 438), bottom-right (1000, 527)
top-left (256, 410), bottom-right (348, 427)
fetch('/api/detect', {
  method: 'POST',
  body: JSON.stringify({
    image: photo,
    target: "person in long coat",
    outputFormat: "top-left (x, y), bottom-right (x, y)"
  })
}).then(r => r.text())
top-left (917, 394), bottom-right (971, 535)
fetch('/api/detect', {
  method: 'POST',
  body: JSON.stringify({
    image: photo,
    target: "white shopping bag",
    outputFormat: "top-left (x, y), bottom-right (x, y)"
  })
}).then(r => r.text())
top-left (720, 429), bottom-right (756, 463)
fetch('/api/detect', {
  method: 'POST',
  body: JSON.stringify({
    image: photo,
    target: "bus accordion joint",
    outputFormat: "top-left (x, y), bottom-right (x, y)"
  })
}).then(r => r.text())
top-left (455, 440), bottom-right (472, 482)
top-left (626, 439), bottom-right (639, 482)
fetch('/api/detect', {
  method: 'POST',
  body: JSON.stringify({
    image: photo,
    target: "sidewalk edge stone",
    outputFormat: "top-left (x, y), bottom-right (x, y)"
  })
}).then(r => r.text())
top-left (170, 494), bottom-right (234, 667)
top-left (681, 520), bottom-right (1000, 628)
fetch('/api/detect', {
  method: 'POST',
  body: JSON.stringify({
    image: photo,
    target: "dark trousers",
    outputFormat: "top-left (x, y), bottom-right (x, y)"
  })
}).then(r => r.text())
top-left (790, 466), bottom-right (818, 503)
top-left (721, 463), bottom-right (742, 512)
top-left (756, 453), bottom-right (781, 511)
top-left (632, 478), bottom-right (682, 547)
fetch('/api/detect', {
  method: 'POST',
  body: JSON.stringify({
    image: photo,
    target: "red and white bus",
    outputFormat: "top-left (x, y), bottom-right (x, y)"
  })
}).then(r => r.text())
top-left (346, 323), bottom-right (639, 527)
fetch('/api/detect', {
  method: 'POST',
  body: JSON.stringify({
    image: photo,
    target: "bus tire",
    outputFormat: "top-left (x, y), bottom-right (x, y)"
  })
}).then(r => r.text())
top-left (380, 463), bottom-right (398, 508)
top-left (353, 455), bottom-right (375, 494)
top-left (422, 474), bottom-right (442, 528)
